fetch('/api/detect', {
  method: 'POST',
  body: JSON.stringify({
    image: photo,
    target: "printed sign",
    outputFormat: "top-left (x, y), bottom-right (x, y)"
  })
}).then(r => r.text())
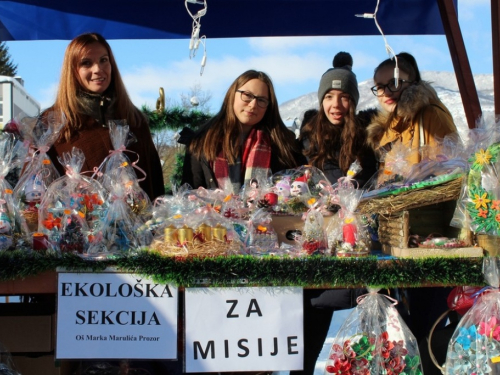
top-left (56, 272), bottom-right (178, 359)
top-left (185, 287), bottom-right (303, 373)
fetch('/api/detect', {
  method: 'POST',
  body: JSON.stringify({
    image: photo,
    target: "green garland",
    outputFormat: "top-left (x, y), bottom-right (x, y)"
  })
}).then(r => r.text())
top-left (141, 106), bottom-right (212, 131)
top-left (0, 251), bottom-right (486, 288)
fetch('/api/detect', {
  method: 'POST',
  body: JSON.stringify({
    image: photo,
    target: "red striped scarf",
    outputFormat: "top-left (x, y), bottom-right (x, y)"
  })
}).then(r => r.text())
top-left (213, 127), bottom-right (271, 192)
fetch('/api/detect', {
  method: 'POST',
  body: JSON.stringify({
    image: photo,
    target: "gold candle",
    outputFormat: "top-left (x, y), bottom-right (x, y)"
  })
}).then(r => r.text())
top-left (212, 224), bottom-right (227, 241)
top-left (164, 225), bottom-right (178, 244)
top-left (177, 225), bottom-right (194, 243)
top-left (197, 223), bottom-right (212, 242)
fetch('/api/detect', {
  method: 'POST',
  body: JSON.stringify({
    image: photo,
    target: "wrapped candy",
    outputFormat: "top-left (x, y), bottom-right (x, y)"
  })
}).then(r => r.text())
top-left (444, 257), bottom-right (500, 374)
top-left (14, 112), bottom-right (65, 237)
top-left (324, 288), bottom-right (423, 375)
top-left (87, 168), bottom-right (152, 256)
top-left (94, 120), bottom-right (152, 217)
top-left (0, 133), bottom-right (29, 250)
top-left (37, 147), bottom-right (108, 254)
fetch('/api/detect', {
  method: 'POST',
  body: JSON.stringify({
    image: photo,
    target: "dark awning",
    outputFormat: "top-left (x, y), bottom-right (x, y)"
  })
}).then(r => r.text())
top-left (0, 0), bottom-right (452, 41)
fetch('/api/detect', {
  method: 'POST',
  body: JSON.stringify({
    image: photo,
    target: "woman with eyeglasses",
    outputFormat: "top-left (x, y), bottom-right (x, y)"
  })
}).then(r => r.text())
top-left (366, 52), bottom-right (457, 166)
top-left (366, 52), bottom-right (457, 370)
top-left (180, 69), bottom-right (305, 192)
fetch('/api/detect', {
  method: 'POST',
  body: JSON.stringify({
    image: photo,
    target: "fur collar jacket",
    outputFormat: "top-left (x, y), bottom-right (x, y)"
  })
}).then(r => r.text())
top-left (366, 80), bottom-right (457, 158)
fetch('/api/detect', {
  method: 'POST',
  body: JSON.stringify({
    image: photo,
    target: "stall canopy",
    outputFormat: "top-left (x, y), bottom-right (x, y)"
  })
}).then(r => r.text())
top-left (0, 0), bottom-right (453, 41)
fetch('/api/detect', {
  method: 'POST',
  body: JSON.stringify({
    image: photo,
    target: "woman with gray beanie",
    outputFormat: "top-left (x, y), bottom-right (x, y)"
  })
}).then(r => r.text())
top-left (293, 52), bottom-right (377, 375)
top-left (300, 52), bottom-right (377, 187)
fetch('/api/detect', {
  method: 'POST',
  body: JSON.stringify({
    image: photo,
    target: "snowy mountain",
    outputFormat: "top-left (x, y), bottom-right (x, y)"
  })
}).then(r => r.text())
top-left (279, 71), bottom-right (495, 141)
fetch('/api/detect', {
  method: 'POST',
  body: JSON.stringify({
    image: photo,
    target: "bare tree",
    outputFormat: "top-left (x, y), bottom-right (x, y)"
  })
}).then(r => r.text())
top-left (179, 83), bottom-right (212, 112)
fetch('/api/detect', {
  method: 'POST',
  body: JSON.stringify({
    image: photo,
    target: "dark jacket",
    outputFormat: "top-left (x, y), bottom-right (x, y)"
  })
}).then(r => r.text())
top-left (46, 92), bottom-right (165, 200)
top-left (300, 109), bottom-right (378, 188)
top-left (178, 127), bottom-right (307, 189)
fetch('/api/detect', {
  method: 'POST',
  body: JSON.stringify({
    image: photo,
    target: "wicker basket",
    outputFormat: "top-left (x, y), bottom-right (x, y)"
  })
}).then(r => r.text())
top-left (376, 199), bottom-right (466, 255)
top-left (357, 176), bottom-right (463, 216)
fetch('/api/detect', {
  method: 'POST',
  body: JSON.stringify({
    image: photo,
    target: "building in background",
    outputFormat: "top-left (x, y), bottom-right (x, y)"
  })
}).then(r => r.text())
top-left (0, 76), bottom-right (40, 129)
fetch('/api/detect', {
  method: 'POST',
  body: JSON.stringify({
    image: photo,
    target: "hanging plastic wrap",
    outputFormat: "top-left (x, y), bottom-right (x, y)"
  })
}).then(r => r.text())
top-left (149, 205), bottom-right (243, 257)
top-left (443, 257), bottom-right (500, 375)
top-left (324, 288), bottom-right (423, 375)
top-left (0, 133), bottom-right (29, 250)
top-left (13, 112), bottom-right (65, 238)
top-left (87, 168), bottom-right (152, 256)
top-left (94, 120), bottom-right (152, 217)
top-left (37, 147), bottom-right (108, 254)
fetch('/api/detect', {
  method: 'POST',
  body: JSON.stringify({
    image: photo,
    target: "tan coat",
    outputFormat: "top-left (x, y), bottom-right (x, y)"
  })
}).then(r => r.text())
top-left (367, 81), bottom-right (458, 166)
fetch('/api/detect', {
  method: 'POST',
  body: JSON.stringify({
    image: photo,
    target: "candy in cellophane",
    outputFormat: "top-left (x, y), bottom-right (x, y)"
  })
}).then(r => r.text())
top-left (324, 288), bottom-right (423, 375)
top-left (37, 147), bottom-right (108, 254)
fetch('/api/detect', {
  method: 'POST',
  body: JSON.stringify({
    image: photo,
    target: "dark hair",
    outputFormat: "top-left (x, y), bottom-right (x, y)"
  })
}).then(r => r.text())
top-left (189, 70), bottom-right (299, 166)
top-left (300, 99), bottom-right (364, 173)
top-left (373, 52), bottom-right (421, 83)
top-left (300, 109), bottom-right (318, 131)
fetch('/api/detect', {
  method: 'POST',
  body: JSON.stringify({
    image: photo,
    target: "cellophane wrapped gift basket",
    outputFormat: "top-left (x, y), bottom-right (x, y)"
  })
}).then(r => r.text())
top-left (37, 147), bottom-right (108, 254)
top-left (327, 183), bottom-right (371, 257)
top-left (149, 203), bottom-right (244, 257)
top-left (443, 257), bottom-right (500, 375)
top-left (13, 112), bottom-right (65, 239)
top-left (0, 132), bottom-right (28, 251)
top-left (324, 288), bottom-right (423, 375)
top-left (95, 120), bottom-right (152, 218)
top-left (268, 165), bottom-right (334, 247)
top-left (87, 168), bottom-right (152, 257)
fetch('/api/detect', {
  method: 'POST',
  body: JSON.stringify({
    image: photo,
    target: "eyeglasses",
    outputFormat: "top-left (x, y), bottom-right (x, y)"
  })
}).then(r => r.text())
top-left (370, 79), bottom-right (412, 96)
top-left (236, 90), bottom-right (270, 108)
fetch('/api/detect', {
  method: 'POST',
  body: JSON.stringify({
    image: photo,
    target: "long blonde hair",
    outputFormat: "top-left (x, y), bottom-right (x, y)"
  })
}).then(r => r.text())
top-left (189, 70), bottom-right (298, 166)
top-left (49, 33), bottom-right (145, 142)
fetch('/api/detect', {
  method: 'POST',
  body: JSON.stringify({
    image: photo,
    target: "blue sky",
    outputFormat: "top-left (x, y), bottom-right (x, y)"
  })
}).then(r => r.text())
top-left (5, 0), bottom-right (491, 113)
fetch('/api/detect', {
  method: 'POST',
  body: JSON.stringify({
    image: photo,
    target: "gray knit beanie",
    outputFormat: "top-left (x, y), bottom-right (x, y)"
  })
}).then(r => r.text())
top-left (317, 52), bottom-right (359, 106)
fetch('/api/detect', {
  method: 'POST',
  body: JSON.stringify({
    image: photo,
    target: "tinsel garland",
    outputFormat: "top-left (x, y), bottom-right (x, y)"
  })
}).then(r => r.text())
top-left (141, 106), bottom-right (211, 131)
top-left (0, 251), bottom-right (487, 288)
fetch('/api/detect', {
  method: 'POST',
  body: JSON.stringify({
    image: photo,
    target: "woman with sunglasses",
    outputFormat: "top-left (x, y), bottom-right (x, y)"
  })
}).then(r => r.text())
top-left (367, 52), bottom-right (457, 165)
top-left (366, 52), bottom-right (458, 366)
top-left (181, 69), bottom-right (305, 192)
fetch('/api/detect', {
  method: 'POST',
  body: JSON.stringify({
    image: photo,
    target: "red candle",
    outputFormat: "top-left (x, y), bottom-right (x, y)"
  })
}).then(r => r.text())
top-left (32, 232), bottom-right (48, 252)
top-left (343, 221), bottom-right (357, 246)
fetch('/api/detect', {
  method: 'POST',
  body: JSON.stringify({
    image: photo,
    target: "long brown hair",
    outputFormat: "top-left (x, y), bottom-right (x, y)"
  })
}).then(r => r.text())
top-left (49, 33), bottom-right (145, 142)
top-left (189, 70), bottom-right (299, 166)
top-left (300, 99), bottom-right (365, 173)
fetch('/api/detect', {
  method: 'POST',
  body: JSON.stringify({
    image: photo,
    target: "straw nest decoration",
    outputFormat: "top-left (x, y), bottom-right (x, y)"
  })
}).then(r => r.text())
top-left (357, 176), bottom-right (463, 216)
top-left (150, 239), bottom-right (240, 258)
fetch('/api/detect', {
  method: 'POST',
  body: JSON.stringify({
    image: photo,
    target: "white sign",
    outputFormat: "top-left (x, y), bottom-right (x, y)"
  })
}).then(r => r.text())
top-left (185, 287), bottom-right (303, 373)
top-left (56, 272), bottom-right (178, 360)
